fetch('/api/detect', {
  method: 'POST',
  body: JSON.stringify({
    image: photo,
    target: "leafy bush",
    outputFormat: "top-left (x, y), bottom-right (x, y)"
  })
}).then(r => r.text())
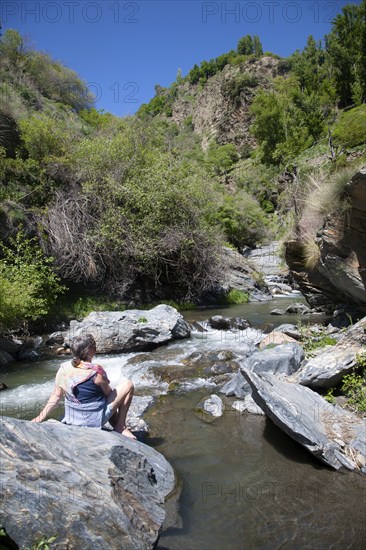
top-left (205, 143), bottom-right (238, 175)
top-left (223, 289), bottom-right (249, 304)
top-left (19, 113), bottom-right (71, 161)
top-left (341, 358), bottom-right (366, 413)
top-left (332, 105), bottom-right (366, 148)
top-left (215, 192), bottom-right (268, 249)
top-left (41, 119), bottom-right (222, 300)
top-left (0, 232), bottom-right (65, 330)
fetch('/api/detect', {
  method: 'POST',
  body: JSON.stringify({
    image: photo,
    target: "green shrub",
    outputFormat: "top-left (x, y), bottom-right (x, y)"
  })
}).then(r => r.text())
top-left (215, 191), bottom-right (268, 249)
top-left (205, 143), bottom-right (238, 175)
top-left (332, 105), bottom-right (366, 148)
top-left (224, 289), bottom-right (249, 304)
top-left (19, 113), bottom-right (71, 161)
top-left (0, 232), bottom-right (65, 330)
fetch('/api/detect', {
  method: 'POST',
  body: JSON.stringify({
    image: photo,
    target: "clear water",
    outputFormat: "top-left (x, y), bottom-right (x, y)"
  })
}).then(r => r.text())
top-left (147, 392), bottom-right (366, 550)
top-left (2, 299), bottom-right (363, 550)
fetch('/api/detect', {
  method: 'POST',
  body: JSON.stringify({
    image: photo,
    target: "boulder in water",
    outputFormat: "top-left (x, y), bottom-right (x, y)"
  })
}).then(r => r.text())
top-left (244, 370), bottom-right (366, 474)
top-left (65, 304), bottom-right (190, 353)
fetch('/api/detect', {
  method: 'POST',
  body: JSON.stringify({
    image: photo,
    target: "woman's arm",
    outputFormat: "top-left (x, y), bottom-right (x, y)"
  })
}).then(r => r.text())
top-left (31, 385), bottom-right (64, 423)
top-left (94, 373), bottom-right (112, 397)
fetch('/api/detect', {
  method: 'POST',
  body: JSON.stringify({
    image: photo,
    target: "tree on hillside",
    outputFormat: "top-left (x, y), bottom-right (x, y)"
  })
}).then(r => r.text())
top-left (0, 29), bottom-right (24, 62)
top-left (290, 35), bottom-right (326, 93)
top-left (253, 35), bottom-right (263, 57)
top-left (326, 0), bottom-right (365, 106)
top-left (237, 35), bottom-right (254, 55)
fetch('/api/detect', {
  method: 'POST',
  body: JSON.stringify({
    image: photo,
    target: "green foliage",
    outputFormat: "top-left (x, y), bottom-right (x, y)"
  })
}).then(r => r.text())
top-left (42, 118), bottom-right (222, 300)
top-left (303, 333), bottom-right (337, 353)
top-left (221, 72), bottom-right (259, 101)
top-left (138, 316), bottom-right (148, 323)
top-left (325, 0), bottom-right (366, 106)
top-left (205, 142), bottom-right (238, 175)
top-left (18, 113), bottom-right (72, 162)
top-left (26, 536), bottom-right (57, 550)
top-left (250, 76), bottom-right (325, 166)
top-left (341, 356), bottom-right (366, 413)
top-left (331, 105), bottom-right (366, 148)
top-left (0, 232), bottom-right (65, 330)
top-left (237, 35), bottom-right (262, 57)
top-left (324, 388), bottom-right (335, 404)
top-left (214, 191), bottom-right (268, 249)
top-left (223, 289), bottom-right (249, 304)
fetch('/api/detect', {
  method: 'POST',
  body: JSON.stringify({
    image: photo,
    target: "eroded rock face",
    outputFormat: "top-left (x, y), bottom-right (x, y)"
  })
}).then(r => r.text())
top-left (65, 305), bottom-right (190, 353)
top-left (285, 167), bottom-right (366, 310)
top-left (244, 370), bottom-right (366, 475)
top-left (291, 316), bottom-right (366, 389)
top-left (0, 417), bottom-right (175, 549)
top-left (218, 246), bottom-right (271, 301)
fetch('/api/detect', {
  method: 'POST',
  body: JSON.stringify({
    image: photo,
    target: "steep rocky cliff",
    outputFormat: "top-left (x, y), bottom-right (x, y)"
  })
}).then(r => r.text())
top-left (285, 168), bottom-right (366, 311)
top-left (171, 56), bottom-right (283, 151)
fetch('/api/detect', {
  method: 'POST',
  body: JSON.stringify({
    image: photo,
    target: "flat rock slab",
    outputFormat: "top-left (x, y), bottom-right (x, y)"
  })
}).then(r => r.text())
top-left (65, 304), bottom-right (190, 353)
top-left (0, 417), bottom-right (175, 549)
top-left (292, 316), bottom-right (366, 388)
top-left (243, 370), bottom-right (366, 475)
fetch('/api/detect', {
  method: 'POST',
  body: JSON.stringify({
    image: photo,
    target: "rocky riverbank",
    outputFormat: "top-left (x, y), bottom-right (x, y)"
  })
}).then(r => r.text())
top-left (0, 417), bottom-right (175, 549)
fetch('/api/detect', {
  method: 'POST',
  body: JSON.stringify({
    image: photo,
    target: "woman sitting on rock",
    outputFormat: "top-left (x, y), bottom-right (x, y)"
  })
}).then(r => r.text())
top-left (32, 334), bottom-right (136, 439)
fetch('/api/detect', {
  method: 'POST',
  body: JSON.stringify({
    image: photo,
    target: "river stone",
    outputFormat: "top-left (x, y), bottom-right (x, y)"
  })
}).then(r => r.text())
top-left (232, 396), bottom-right (265, 415)
top-left (0, 350), bottom-right (15, 367)
top-left (125, 395), bottom-right (155, 434)
top-left (0, 337), bottom-right (21, 356)
top-left (220, 371), bottom-right (250, 398)
top-left (46, 331), bottom-right (66, 345)
top-left (243, 343), bottom-right (304, 377)
top-left (65, 305), bottom-right (190, 353)
top-left (285, 302), bottom-right (311, 315)
top-left (292, 316), bottom-right (366, 388)
top-left (195, 394), bottom-right (224, 421)
top-left (0, 417), bottom-right (175, 549)
top-left (259, 331), bottom-right (299, 350)
top-left (208, 316), bottom-right (232, 330)
top-left (274, 324), bottom-right (301, 340)
top-left (270, 309), bottom-right (285, 315)
top-left (243, 370), bottom-right (366, 474)
top-left (221, 343), bottom-right (304, 398)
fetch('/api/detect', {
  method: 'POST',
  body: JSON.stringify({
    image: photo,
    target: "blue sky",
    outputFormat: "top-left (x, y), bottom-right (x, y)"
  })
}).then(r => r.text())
top-left (1, 0), bottom-right (358, 116)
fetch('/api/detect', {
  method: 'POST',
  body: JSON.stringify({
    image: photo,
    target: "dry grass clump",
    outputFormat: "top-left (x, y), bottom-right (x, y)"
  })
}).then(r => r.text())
top-left (292, 163), bottom-right (365, 271)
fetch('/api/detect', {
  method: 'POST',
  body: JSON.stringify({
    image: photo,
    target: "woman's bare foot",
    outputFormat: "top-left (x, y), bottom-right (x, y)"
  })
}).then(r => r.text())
top-left (122, 427), bottom-right (137, 439)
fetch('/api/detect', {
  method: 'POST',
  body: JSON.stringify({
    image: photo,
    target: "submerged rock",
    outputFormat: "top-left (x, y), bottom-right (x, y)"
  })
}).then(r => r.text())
top-left (0, 417), bottom-right (175, 549)
top-left (293, 316), bottom-right (366, 388)
top-left (244, 370), bottom-right (366, 475)
top-left (232, 396), bottom-right (265, 415)
top-left (195, 394), bottom-right (224, 421)
top-left (65, 304), bottom-right (190, 353)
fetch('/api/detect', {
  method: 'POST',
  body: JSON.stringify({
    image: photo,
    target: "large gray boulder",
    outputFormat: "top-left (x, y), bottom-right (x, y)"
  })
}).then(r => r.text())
top-left (0, 417), bottom-right (175, 549)
top-left (66, 304), bottom-right (190, 353)
top-left (244, 370), bottom-right (366, 474)
top-left (292, 316), bottom-right (366, 388)
top-left (220, 343), bottom-right (304, 398)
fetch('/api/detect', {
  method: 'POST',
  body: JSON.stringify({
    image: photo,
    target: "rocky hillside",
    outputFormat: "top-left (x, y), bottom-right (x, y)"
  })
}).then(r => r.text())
top-left (170, 56), bottom-right (283, 151)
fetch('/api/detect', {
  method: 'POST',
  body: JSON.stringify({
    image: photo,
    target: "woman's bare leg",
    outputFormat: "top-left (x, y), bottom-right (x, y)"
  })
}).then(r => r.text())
top-left (107, 380), bottom-right (136, 438)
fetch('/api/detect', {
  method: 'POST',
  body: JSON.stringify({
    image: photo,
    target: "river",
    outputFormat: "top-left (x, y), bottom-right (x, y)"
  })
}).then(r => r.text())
top-left (1, 297), bottom-right (365, 549)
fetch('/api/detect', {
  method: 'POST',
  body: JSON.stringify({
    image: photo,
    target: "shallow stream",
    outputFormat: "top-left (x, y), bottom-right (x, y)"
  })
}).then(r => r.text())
top-left (1, 298), bottom-right (365, 549)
